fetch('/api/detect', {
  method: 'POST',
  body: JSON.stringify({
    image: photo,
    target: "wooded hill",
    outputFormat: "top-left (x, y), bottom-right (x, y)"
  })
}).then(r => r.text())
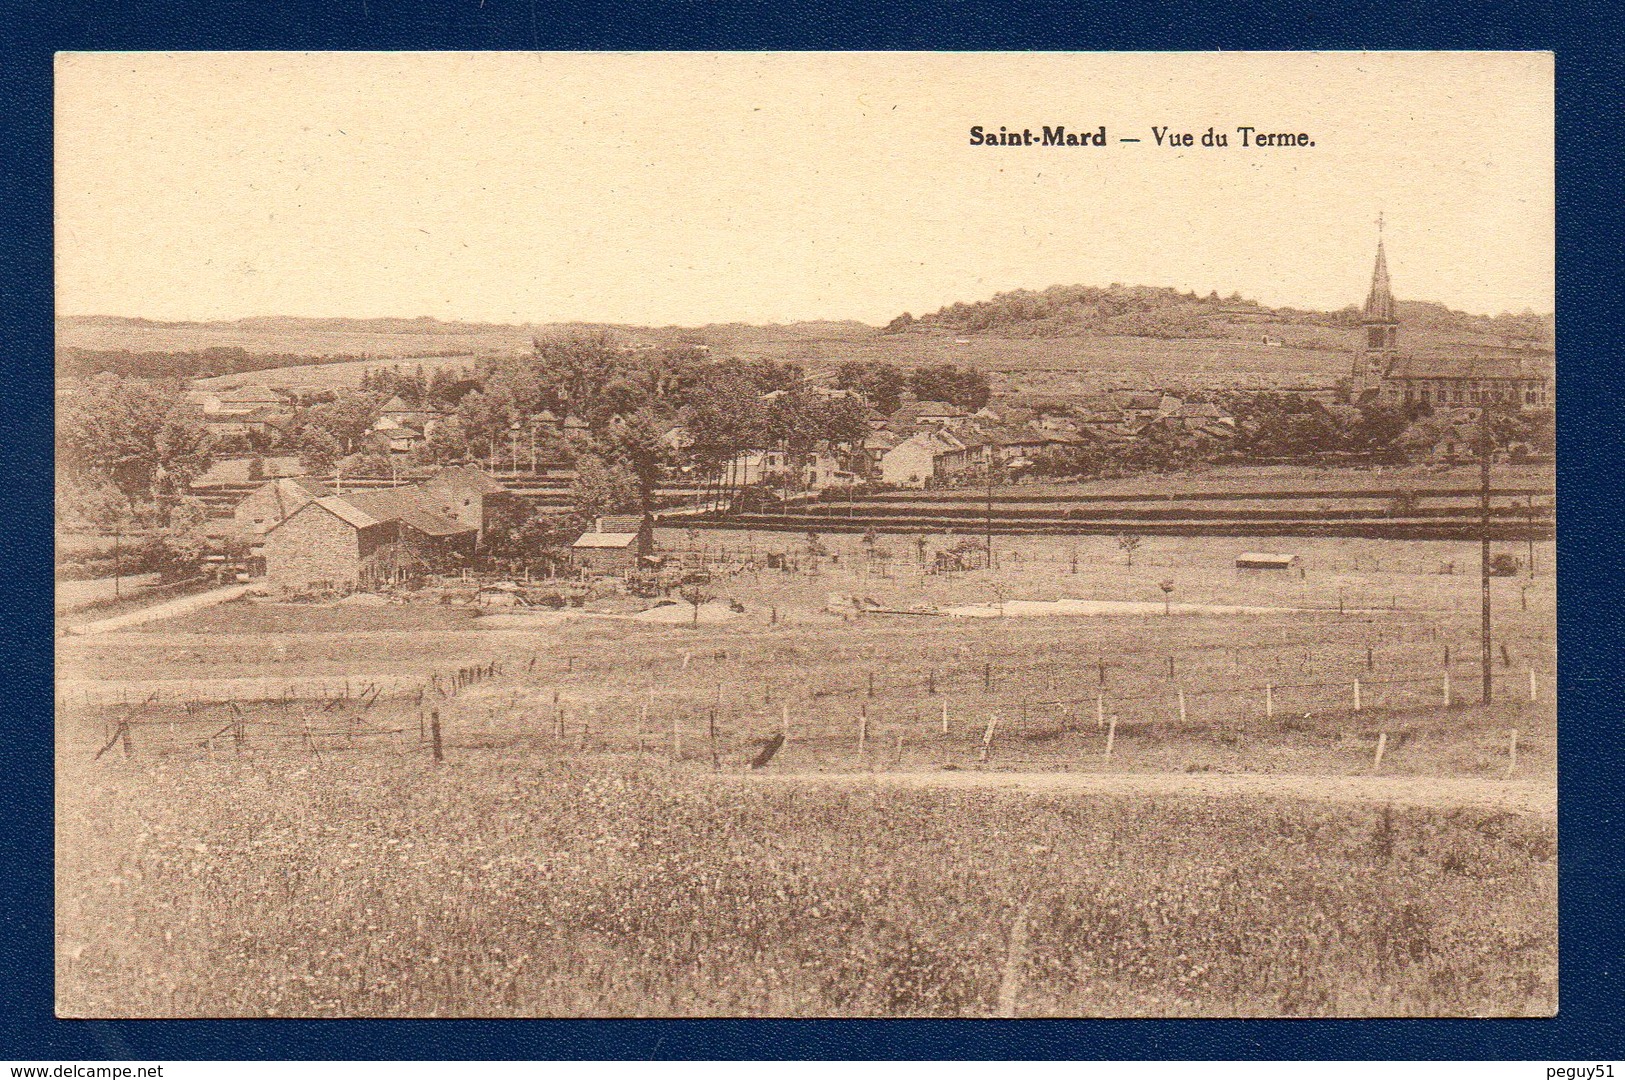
top-left (887, 284), bottom-right (1554, 345)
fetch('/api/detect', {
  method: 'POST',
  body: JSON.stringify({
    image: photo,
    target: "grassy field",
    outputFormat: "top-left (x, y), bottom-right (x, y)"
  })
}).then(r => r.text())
top-left (60, 314), bottom-right (1366, 393)
top-left (56, 753), bottom-right (1555, 1017)
top-left (194, 355), bottom-right (481, 390)
top-left (55, 531), bottom-right (1557, 1017)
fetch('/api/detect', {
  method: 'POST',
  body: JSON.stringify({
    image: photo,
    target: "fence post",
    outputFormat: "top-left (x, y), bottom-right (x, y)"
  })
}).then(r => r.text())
top-left (928, 670), bottom-right (935, 694)
top-left (1265, 683), bottom-right (1274, 720)
top-left (1177, 688), bottom-right (1187, 724)
top-left (430, 710), bottom-right (443, 763)
top-left (868, 672), bottom-right (875, 698)
top-left (980, 714), bottom-right (999, 763)
top-left (1095, 691), bottom-right (1105, 729)
top-left (119, 720), bottom-right (132, 758)
top-left (1372, 731), bottom-right (1387, 772)
top-left (940, 700), bottom-right (949, 735)
top-left (1506, 729), bottom-right (1518, 778)
top-left (1103, 716), bottom-right (1117, 760)
top-left (1443, 668), bottom-right (1452, 707)
top-left (857, 706), bottom-right (868, 754)
top-left (984, 663), bottom-right (993, 692)
top-left (1529, 668), bottom-right (1538, 703)
top-left (1353, 678), bottom-right (1362, 712)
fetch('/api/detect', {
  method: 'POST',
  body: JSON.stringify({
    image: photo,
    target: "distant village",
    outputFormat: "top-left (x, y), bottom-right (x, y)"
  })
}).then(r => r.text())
top-left (57, 236), bottom-right (1554, 597)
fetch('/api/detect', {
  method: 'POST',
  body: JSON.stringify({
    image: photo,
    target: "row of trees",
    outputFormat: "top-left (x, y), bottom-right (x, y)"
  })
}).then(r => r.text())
top-left (830, 360), bottom-right (991, 414)
top-left (1022, 398), bottom-right (1555, 482)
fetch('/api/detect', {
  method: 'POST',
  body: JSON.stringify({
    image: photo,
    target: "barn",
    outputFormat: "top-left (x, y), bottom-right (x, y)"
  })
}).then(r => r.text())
top-left (261, 491), bottom-right (476, 590)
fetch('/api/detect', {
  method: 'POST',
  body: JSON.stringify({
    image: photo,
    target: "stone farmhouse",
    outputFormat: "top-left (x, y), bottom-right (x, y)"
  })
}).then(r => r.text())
top-left (260, 489), bottom-right (476, 590)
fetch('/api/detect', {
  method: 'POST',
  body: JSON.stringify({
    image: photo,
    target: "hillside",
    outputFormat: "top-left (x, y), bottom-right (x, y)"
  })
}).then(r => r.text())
top-left (56, 285), bottom-right (1554, 396)
top-left (890, 284), bottom-right (1553, 346)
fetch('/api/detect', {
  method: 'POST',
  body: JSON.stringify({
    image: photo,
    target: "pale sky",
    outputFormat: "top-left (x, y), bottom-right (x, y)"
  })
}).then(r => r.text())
top-left (55, 51), bottom-right (1554, 326)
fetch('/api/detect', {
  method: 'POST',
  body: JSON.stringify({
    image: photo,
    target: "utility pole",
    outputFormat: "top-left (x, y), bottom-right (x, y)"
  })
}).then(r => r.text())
top-left (1527, 495), bottom-right (1536, 578)
top-left (1480, 420), bottom-right (1493, 704)
top-left (984, 463), bottom-right (994, 570)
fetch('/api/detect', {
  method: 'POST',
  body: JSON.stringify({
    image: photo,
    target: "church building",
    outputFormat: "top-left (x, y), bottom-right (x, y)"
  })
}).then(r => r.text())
top-left (1348, 223), bottom-right (1552, 411)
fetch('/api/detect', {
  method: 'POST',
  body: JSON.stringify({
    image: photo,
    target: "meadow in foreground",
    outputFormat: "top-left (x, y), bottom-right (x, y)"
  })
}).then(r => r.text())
top-left (57, 752), bottom-right (1555, 1017)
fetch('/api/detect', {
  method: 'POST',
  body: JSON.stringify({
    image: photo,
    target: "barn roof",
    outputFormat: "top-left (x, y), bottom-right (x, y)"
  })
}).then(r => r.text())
top-left (309, 496), bottom-right (383, 530)
top-left (427, 464), bottom-right (506, 494)
top-left (346, 489), bottom-right (472, 537)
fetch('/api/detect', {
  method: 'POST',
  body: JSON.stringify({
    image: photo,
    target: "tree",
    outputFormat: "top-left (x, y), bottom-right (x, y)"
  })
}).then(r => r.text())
top-left (679, 584), bottom-right (715, 626)
top-left (56, 472), bottom-right (132, 532)
top-left (453, 389), bottom-right (516, 461)
top-left (304, 390), bottom-right (385, 455)
top-left (289, 423), bottom-right (342, 475)
top-left (907, 363), bottom-right (991, 410)
top-left (1117, 533), bottom-right (1142, 567)
top-left (56, 377), bottom-right (212, 503)
top-left (835, 361), bottom-right (906, 414)
top-left (570, 453), bottom-right (640, 520)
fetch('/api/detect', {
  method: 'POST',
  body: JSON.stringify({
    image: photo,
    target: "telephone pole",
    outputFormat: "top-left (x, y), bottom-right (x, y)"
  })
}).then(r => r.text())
top-left (984, 464), bottom-right (995, 570)
top-left (1480, 421), bottom-right (1493, 704)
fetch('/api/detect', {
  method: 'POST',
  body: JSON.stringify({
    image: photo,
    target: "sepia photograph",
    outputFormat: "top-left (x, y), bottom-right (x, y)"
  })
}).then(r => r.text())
top-left (53, 51), bottom-right (1555, 1018)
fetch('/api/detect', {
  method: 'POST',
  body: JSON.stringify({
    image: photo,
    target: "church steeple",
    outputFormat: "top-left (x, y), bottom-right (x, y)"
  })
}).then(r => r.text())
top-left (1355, 213), bottom-right (1399, 381)
top-left (1365, 238), bottom-right (1396, 322)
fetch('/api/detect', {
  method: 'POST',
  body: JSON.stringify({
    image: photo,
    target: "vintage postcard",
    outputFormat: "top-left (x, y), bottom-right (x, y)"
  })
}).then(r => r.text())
top-left (54, 51), bottom-right (1554, 1018)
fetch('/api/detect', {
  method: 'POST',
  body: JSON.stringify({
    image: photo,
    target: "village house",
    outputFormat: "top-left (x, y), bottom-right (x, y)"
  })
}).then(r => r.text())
top-left (860, 430), bottom-right (905, 476)
top-left (570, 514), bottom-right (656, 576)
top-left (887, 401), bottom-right (972, 432)
top-left (879, 429), bottom-right (967, 488)
top-left (416, 465), bottom-right (511, 544)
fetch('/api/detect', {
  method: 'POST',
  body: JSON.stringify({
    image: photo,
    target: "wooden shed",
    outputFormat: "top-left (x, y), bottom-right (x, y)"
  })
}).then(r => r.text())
top-left (1235, 551), bottom-right (1300, 571)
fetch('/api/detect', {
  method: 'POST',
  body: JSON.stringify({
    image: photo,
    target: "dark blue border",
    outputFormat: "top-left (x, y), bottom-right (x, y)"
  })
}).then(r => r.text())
top-left (6, 0), bottom-right (1624, 1060)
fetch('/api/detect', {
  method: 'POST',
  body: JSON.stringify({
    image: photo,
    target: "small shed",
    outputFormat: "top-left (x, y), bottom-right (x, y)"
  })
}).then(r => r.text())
top-left (1235, 551), bottom-right (1299, 571)
top-left (570, 515), bottom-right (655, 576)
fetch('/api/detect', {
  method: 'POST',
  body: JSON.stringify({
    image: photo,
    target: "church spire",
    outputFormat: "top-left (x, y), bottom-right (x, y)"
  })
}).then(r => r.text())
top-left (1364, 237), bottom-right (1396, 322)
top-left (1353, 215), bottom-right (1399, 386)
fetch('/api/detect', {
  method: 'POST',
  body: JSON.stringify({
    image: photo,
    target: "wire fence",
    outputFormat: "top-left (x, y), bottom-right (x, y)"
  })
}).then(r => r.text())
top-left (65, 641), bottom-right (1555, 774)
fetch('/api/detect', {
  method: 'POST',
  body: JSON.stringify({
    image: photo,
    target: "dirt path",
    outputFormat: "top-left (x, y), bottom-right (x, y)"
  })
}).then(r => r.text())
top-left (61, 584), bottom-right (254, 636)
top-left (745, 769), bottom-right (1555, 816)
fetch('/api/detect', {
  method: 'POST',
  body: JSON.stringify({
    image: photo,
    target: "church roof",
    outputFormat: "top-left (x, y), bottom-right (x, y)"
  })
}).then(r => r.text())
top-left (1363, 239), bottom-right (1397, 323)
